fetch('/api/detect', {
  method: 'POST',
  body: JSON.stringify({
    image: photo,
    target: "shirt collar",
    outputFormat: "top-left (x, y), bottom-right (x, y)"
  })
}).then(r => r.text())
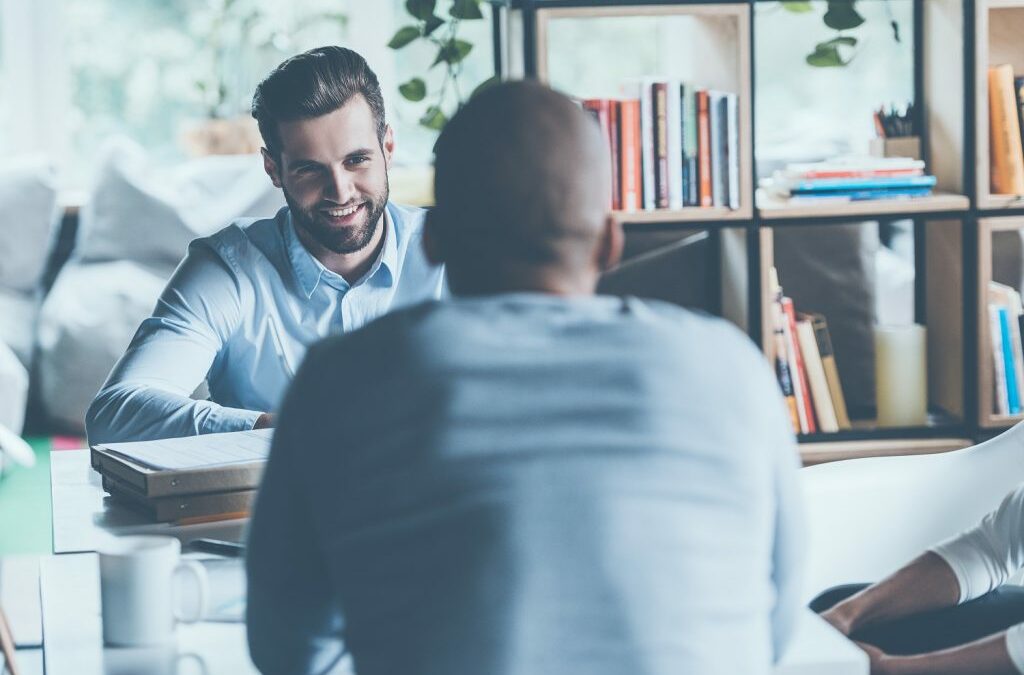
top-left (285, 205), bottom-right (397, 298)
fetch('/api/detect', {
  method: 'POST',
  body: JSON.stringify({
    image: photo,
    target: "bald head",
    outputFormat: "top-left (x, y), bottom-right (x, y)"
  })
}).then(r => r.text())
top-left (427, 80), bottom-right (620, 296)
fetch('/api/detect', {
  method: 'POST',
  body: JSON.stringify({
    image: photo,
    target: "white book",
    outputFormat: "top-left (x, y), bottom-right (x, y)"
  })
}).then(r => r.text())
top-left (796, 320), bottom-right (839, 433)
top-left (97, 429), bottom-right (273, 471)
top-left (726, 92), bottom-right (740, 210)
top-left (666, 79), bottom-right (684, 210)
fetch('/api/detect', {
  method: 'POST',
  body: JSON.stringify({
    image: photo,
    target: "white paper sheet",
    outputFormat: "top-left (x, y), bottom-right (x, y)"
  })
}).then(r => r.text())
top-left (98, 429), bottom-right (272, 471)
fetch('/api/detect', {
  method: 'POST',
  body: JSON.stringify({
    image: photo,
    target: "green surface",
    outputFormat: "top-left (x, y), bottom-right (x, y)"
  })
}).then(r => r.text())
top-left (0, 437), bottom-right (52, 555)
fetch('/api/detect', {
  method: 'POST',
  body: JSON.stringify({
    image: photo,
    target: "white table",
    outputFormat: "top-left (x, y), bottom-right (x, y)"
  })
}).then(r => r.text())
top-left (49, 448), bottom-right (247, 554)
top-left (38, 447), bottom-right (866, 674)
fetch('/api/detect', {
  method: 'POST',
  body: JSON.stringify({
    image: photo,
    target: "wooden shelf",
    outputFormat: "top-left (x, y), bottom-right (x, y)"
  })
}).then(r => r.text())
top-left (800, 437), bottom-right (972, 467)
top-left (612, 206), bottom-right (751, 225)
top-left (756, 191), bottom-right (969, 221)
top-left (978, 194), bottom-right (1024, 211)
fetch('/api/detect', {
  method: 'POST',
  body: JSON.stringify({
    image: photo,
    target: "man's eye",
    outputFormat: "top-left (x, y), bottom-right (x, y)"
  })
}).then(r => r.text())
top-left (347, 156), bottom-right (369, 166)
top-left (294, 165), bottom-right (319, 175)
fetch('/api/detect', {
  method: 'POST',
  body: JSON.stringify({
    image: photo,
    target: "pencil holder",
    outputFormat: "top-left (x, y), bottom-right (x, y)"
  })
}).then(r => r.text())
top-left (868, 136), bottom-right (921, 161)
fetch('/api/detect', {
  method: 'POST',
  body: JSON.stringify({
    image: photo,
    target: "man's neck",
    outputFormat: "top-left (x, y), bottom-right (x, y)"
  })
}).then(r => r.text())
top-left (297, 213), bottom-right (386, 285)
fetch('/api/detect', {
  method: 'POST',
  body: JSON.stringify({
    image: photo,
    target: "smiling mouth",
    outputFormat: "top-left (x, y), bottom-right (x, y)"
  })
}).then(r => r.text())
top-left (320, 202), bottom-right (365, 223)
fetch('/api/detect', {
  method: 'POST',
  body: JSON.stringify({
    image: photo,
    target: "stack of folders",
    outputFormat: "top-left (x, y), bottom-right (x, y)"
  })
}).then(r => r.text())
top-left (769, 268), bottom-right (852, 436)
top-left (90, 429), bottom-right (273, 523)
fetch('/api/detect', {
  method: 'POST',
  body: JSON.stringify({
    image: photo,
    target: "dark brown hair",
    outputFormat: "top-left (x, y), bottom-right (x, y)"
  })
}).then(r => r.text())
top-left (251, 46), bottom-right (386, 160)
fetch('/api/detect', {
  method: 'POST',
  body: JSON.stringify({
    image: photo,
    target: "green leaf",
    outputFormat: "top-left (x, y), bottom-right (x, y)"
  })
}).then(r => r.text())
top-left (451, 0), bottom-right (484, 20)
top-left (470, 75), bottom-right (499, 99)
top-left (821, 36), bottom-right (857, 47)
top-left (423, 14), bottom-right (445, 36)
top-left (432, 39), bottom-right (473, 67)
top-left (780, 1), bottom-right (813, 12)
top-left (823, 0), bottom-right (865, 31)
top-left (406, 0), bottom-right (437, 21)
top-left (399, 77), bottom-right (427, 102)
top-left (420, 105), bottom-right (448, 131)
top-left (806, 42), bottom-right (849, 67)
top-left (388, 26), bottom-right (421, 49)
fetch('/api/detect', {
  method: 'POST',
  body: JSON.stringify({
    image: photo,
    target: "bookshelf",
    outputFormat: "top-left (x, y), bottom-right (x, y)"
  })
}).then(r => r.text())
top-left (502, 0), bottom-right (1022, 462)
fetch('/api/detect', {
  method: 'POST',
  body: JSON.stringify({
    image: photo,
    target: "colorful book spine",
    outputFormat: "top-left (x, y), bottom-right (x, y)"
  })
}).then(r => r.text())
top-left (726, 93), bottom-right (740, 211)
top-left (782, 296), bottom-right (817, 434)
top-left (682, 85), bottom-right (698, 207)
top-left (1000, 306), bottom-right (1021, 414)
top-left (809, 313), bottom-right (852, 430)
top-left (697, 90), bottom-right (712, 207)
top-left (708, 91), bottom-right (726, 208)
top-left (619, 99), bottom-right (642, 211)
top-left (989, 64), bottom-right (1024, 195)
top-left (990, 304), bottom-right (1010, 416)
top-left (666, 80), bottom-right (684, 210)
top-left (639, 79), bottom-right (656, 210)
top-left (609, 101), bottom-right (622, 211)
top-left (654, 81), bottom-right (670, 209)
top-left (797, 319), bottom-right (839, 433)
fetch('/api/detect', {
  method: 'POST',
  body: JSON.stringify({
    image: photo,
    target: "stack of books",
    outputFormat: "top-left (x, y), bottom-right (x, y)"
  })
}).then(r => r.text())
top-left (580, 78), bottom-right (740, 212)
top-left (764, 157), bottom-right (936, 203)
top-left (988, 281), bottom-right (1024, 416)
top-left (770, 268), bottom-right (852, 435)
top-left (90, 429), bottom-right (271, 523)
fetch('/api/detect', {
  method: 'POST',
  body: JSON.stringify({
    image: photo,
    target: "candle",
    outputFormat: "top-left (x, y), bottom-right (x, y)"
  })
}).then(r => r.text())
top-left (874, 324), bottom-right (928, 427)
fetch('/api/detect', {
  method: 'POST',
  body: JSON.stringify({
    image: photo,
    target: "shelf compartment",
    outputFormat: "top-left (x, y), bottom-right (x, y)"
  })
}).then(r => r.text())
top-left (533, 3), bottom-right (753, 219)
top-left (756, 191), bottom-right (969, 222)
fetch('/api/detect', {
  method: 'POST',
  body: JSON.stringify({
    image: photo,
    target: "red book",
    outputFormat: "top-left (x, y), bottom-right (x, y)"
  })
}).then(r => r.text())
top-left (697, 90), bottom-right (712, 207)
top-left (782, 296), bottom-right (817, 434)
top-left (609, 101), bottom-right (622, 210)
top-left (619, 99), bottom-right (642, 211)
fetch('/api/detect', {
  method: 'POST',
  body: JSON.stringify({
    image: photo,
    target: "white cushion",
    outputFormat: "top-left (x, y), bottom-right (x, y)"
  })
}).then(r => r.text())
top-left (0, 155), bottom-right (59, 292)
top-left (0, 340), bottom-right (28, 435)
top-left (75, 137), bottom-right (284, 266)
top-left (36, 260), bottom-right (170, 432)
top-left (0, 288), bottom-right (39, 368)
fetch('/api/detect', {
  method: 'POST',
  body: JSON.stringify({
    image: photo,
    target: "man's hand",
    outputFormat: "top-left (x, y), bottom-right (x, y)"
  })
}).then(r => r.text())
top-left (254, 412), bottom-right (276, 430)
top-left (821, 605), bottom-right (854, 636)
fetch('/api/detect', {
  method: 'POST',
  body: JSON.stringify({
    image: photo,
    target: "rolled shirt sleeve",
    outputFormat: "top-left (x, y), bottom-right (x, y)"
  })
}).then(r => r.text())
top-left (85, 241), bottom-right (259, 444)
top-left (929, 482), bottom-right (1024, 605)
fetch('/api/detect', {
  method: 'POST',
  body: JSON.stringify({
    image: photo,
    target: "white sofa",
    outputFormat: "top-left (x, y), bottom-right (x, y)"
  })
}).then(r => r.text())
top-left (800, 423), bottom-right (1024, 603)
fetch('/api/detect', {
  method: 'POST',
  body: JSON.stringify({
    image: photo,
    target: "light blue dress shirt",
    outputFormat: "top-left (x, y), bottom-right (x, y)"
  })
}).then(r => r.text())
top-left (247, 294), bottom-right (805, 675)
top-left (85, 202), bottom-right (445, 444)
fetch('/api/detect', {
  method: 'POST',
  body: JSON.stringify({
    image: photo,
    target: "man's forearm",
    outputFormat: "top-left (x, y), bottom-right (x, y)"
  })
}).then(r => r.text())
top-left (880, 631), bottom-right (1019, 675)
top-left (825, 551), bottom-right (960, 635)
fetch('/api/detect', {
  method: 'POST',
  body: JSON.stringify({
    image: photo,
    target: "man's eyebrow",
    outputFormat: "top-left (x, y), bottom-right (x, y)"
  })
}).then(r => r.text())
top-left (346, 148), bottom-right (374, 157)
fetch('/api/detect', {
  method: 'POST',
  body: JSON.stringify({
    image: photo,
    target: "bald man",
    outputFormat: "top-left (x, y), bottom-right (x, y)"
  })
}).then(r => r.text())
top-left (246, 81), bottom-right (805, 675)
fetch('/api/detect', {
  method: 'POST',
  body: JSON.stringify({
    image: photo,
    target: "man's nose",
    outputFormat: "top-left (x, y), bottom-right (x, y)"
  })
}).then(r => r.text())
top-left (325, 166), bottom-right (357, 203)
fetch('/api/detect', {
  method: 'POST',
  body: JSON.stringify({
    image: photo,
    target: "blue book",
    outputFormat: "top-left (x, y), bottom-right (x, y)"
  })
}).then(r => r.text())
top-left (790, 187), bottom-right (934, 201)
top-left (789, 175), bottom-right (937, 193)
top-left (1000, 307), bottom-right (1021, 414)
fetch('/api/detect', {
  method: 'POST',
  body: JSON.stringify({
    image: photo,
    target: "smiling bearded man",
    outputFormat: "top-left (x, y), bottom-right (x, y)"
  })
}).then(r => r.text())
top-left (85, 46), bottom-right (446, 445)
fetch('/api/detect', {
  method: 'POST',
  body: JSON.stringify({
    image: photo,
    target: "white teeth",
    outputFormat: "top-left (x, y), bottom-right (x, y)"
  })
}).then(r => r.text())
top-left (325, 204), bottom-right (361, 217)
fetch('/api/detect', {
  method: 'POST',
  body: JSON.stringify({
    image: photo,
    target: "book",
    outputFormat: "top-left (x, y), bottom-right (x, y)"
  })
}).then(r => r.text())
top-left (796, 319), bottom-right (839, 433)
top-left (785, 187), bottom-right (934, 202)
top-left (582, 99), bottom-right (614, 210)
top-left (101, 473), bottom-right (255, 523)
top-left (726, 92), bottom-right (740, 211)
top-left (619, 99), bottom-right (642, 211)
top-left (782, 296), bottom-right (817, 434)
top-left (709, 91), bottom-right (726, 208)
top-left (769, 269), bottom-right (800, 433)
top-left (808, 313), bottom-right (852, 430)
top-left (666, 80), bottom-right (684, 210)
top-left (989, 303), bottom-right (1010, 416)
top-left (653, 81), bottom-right (670, 209)
top-left (697, 89), bottom-right (712, 207)
top-left (783, 175), bottom-right (937, 193)
top-left (639, 79), bottom-right (656, 210)
top-left (90, 430), bottom-right (271, 498)
top-left (681, 84), bottom-right (699, 207)
top-left (989, 282), bottom-right (1024, 415)
top-left (608, 100), bottom-right (622, 211)
top-left (989, 64), bottom-right (1024, 195)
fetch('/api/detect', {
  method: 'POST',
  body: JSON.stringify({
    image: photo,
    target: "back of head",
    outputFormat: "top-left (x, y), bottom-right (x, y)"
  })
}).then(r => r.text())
top-left (251, 46), bottom-right (386, 161)
top-left (430, 80), bottom-right (612, 295)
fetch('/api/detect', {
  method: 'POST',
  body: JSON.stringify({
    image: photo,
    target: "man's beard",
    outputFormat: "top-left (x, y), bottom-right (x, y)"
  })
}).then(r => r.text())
top-left (285, 182), bottom-right (389, 255)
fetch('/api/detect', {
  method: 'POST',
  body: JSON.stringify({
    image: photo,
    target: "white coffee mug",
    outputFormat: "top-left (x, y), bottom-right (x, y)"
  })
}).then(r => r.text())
top-left (99, 535), bottom-right (208, 646)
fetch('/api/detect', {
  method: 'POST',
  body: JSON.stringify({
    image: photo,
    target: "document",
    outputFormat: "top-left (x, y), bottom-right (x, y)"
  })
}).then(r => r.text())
top-left (98, 429), bottom-right (273, 471)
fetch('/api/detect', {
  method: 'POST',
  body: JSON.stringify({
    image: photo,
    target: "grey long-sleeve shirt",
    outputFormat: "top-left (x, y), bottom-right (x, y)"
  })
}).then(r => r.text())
top-left (246, 294), bottom-right (805, 675)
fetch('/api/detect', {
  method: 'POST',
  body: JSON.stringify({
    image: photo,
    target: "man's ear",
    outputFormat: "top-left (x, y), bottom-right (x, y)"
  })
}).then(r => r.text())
top-left (262, 148), bottom-right (283, 188)
top-left (595, 216), bottom-right (624, 273)
top-left (381, 125), bottom-right (396, 168)
top-left (422, 208), bottom-right (445, 266)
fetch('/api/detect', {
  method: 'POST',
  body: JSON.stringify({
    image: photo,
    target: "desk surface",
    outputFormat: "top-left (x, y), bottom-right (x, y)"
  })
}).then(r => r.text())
top-left (44, 448), bottom-right (866, 674)
top-left (50, 449), bottom-right (247, 554)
